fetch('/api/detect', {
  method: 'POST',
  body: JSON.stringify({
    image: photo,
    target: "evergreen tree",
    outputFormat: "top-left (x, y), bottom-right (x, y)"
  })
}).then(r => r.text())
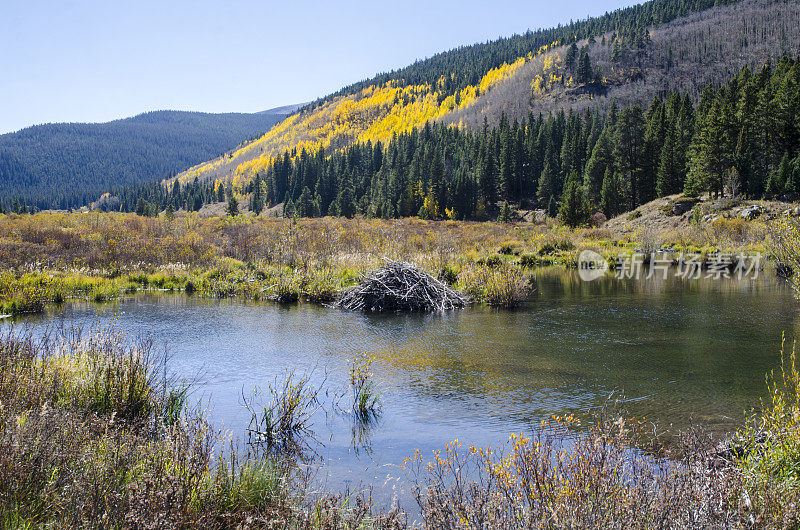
top-left (767, 153), bottom-right (792, 196)
top-left (565, 42), bottom-right (578, 71)
top-left (577, 46), bottom-right (593, 83)
top-left (656, 122), bottom-right (685, 196)
top-left (613, 106), bottom-right (646, 208)
top-left (600, 169), bottom-right (624, 218)
top-left (584, 129), bottom-right (613, 202)
top-left (250, 174), bottom-right (265, 215)
top-left (547, 196), bottom-right (558, 218)
top-left (687, 93), bottom-right (732, 197)
top-left (498, 201), bottom-right (514, 223)
top-left (226, 194), bottom-right (239, 216)
top-left (558, 179), bottom-right (590, 228)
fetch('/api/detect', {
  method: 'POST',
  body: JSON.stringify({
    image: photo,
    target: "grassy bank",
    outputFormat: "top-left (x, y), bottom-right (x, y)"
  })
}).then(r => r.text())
top-left (0, 210), bottom-right (773, 315)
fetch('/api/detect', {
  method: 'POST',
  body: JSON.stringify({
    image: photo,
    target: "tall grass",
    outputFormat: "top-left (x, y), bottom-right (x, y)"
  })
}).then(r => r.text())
top-left (734, 336), bottom-right (800, 524)
top-left (350, 353), bottom-right (381, 420)
top-left (245, 370), bottom-right (320, 453)
top-left (4, 324), bottom-right (800, 526)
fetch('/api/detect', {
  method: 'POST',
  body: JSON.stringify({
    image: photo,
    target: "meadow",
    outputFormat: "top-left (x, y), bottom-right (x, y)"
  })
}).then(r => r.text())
top-left (0, 211), bottom-right (771, 316)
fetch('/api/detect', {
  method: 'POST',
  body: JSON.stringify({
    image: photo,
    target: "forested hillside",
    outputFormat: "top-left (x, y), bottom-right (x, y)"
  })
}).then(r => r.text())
top-left (310, 0), bottom-right (746, 107)
top-left (442, 0), bottom-right (800, 128)
top-left (0, 110), bottom-right (290, 210)
top-left (123, 55), bottom-right (800, 225)
top-left (171, 0), bottom-right (798, 197)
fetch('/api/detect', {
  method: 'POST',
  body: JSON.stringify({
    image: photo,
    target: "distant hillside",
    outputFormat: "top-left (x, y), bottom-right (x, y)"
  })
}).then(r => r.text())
top-left (135, 0), bottom-right (800, 225)
top-left (308, 0), bottom-right (745, 109)
top-left (0, 110), bottom-right (292, 210)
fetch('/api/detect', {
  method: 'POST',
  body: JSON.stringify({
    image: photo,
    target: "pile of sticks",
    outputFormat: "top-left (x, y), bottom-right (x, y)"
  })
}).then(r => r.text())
top-left (337, 260), bottom-right (468, 313)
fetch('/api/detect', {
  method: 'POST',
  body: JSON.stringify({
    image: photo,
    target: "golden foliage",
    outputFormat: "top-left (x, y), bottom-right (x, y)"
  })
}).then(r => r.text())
top-left (176, 52), bottom-right (542, 190)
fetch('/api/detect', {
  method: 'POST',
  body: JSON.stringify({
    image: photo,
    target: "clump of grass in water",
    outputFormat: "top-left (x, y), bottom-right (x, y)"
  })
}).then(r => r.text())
top-left (350, 353), bottom-right (380, 420)
top-left (245, 370), bottom-right (320, 453)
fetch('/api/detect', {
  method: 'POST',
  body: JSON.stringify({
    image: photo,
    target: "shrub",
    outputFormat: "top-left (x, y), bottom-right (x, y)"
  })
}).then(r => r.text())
top-left (498, 240), bottom-right (524, 256)
top-left (273, 275), bottom-right (299, 304)
top-left (438, 265), bottom-right (459, 286)
top-left (627, 210), bottom-right (643, 220)
top-left (590, 212), bottom-right (607, 227)
top-left (732, 336), bottom-right (800, 522)
top-left (408, 417), bottom-right (737, 528)
top-left (301, 268), bottom-right (340, 303)
top-left (711, 217), bottom-right (750, 243)
top-left (485, 265), bottom-right (531, 308)
top-left (479, 255), bottom-right (503, 268)
top-left (538, 238), bottom-right (575, 256)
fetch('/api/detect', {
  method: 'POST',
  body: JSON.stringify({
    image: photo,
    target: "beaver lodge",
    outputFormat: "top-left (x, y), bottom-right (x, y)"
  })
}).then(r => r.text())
top-left (336, 260), bottom-right (468, 313)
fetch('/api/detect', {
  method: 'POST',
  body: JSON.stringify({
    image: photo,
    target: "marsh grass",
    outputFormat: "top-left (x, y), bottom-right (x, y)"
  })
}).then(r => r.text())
top-left (245, 370), bottom-right (321, 454)
top-left (350, 353), bottom-right (381, 420)
top-left (0, 212), bottom-right (775, 315)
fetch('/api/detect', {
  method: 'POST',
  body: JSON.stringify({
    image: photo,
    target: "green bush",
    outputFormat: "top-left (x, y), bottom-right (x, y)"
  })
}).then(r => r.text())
top-left (538, 238), bottom-right (575, 256)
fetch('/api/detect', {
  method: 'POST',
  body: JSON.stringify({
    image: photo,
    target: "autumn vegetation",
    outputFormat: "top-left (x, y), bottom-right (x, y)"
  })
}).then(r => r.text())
top-left (114, 50), bottom-right (800, 236)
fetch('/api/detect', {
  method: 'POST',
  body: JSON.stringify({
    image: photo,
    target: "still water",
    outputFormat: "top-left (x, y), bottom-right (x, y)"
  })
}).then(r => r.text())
top-left (8, 269), bottom-right (798, 504)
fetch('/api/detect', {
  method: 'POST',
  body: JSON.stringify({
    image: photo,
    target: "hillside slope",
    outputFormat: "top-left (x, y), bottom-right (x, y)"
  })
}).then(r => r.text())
top-left (442, 0), bottom-right (800, 128)
top-left (0, 110), bottom-right (292, 210)
top-left (177, 0), bottom-right (799, 192)
top-left (172, 57), bottom-right (531, 187)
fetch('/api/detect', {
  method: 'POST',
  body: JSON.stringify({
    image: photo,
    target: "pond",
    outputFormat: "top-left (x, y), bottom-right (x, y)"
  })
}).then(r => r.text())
top-left (7, 268), bottom-right (798, 507)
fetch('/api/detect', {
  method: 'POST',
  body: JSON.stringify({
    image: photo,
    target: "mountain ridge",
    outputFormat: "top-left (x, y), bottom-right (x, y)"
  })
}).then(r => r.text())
top-left (0, 109), bottom-right (295, 209)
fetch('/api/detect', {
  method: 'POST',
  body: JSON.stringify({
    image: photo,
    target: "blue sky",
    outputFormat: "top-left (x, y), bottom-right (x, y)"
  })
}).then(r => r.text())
top-left (1, 0), bottom-right (638, 134)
